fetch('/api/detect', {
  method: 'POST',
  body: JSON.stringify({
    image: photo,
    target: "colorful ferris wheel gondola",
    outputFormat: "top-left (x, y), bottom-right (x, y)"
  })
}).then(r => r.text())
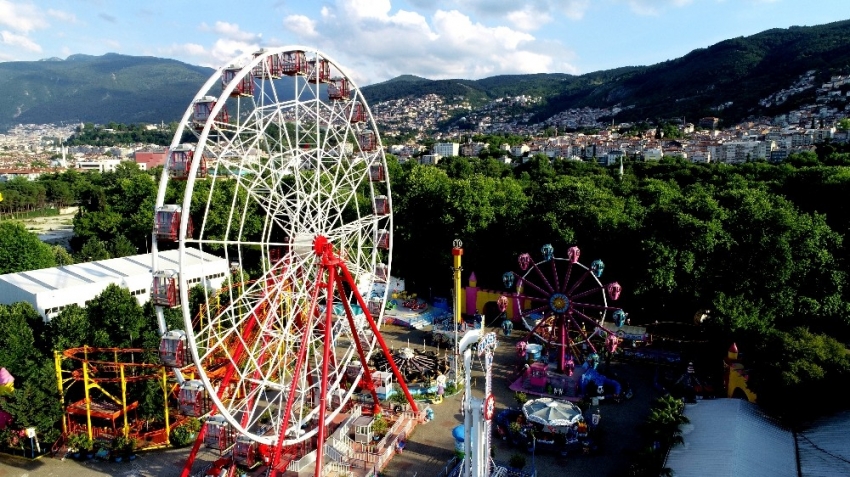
top-left (504, 244), bottom-right (626, 373)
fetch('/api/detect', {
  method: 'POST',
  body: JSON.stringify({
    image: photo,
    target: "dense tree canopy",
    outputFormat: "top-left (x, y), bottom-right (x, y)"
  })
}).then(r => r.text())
top-left (3, 143), bottom-right (850, 444)
top-left (0, 222), bottom-right (56, 274)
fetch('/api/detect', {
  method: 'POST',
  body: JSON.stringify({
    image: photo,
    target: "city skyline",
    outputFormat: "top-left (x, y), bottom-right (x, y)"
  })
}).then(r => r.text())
top-left (2, 0), bottom-right (850, 86)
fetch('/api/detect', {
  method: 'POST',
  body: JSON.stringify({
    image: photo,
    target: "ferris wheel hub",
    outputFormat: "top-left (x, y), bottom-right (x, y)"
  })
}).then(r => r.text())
top-left (550, 293), bottom-right (570, 314)
top-left (312, 235), bottom-right (330, 256)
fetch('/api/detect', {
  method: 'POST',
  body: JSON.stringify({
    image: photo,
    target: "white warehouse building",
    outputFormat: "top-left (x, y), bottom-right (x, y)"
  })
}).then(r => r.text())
top-left (0, 248), bottom-right (229, 322)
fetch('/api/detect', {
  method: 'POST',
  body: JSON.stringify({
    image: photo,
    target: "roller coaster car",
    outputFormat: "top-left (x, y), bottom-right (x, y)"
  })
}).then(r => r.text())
top-left (179, 380), bottom-right (209, 417)
top-left (159, 330), bottom-right (187, 368)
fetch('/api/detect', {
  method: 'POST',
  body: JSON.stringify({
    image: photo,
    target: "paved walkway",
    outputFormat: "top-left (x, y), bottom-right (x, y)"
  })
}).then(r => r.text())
top-left (0, 325), bottom-right (659, 477)
top-left (379, 325), bottom-right (659, 477)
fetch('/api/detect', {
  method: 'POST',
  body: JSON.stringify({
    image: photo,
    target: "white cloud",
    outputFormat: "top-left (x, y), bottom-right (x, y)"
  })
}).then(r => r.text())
top-left (562, 0), bottom-right (592, 20)
top-left (47, 9), bottom-right (78, 23)
top-left (0, 30), bottom-right (42, 52)
top-left (201, 21), bottom-right (262, 43)
top-left (620, 0), bottom-right (693, 16)
top-left (506, 7), bottom-right (552, 31)
top-left (283, 15), bottom-right (319, 39)
top-left (159, 43), bottom-right (215, 67)
top-left (0, 0), bottom-right (48, 33)
top-left (280, 0), bottom-right (576, 84)
top-left (209, 38), bottom-right (261, 64)
top-left (455, 0), bottom-right (590, 23)
top-left (342, 0), bottom-right (392, 19)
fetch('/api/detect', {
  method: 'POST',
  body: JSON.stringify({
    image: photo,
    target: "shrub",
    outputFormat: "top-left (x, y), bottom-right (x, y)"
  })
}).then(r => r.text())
top-left (371, 414), bottom-right (388, 437)
top-left (171, 418), bottom-right (201, 447)
top-left (514, 392), bottom-right (528, 406)
top-left (508, 452), bottom-right (526, 469)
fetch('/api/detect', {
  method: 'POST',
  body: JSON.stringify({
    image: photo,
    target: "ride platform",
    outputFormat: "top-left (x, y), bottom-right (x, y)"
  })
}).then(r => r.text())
top-left (383, 302), bottom-right (449, 330)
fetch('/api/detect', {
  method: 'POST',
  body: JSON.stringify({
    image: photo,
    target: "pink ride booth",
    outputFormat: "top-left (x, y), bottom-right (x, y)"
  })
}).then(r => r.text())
top-left (528, 362), bottom-right (549, 390)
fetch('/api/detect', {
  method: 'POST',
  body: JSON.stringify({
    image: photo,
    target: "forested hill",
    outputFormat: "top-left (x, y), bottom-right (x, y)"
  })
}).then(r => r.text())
top-left (3, 19), bottom-right (850, 129)
top-left (0, 53), bottom-right (213, 129)
top-left (362, 20), bottom-right (850, 124)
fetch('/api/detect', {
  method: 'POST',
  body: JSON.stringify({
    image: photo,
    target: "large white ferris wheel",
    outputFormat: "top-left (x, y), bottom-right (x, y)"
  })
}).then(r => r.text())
top-left (150, 47), bottom-right (415, 476)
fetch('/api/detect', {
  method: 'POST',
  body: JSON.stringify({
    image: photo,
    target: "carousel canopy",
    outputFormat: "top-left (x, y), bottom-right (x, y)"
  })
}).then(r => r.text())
top-left (522, 397), bottom-right (583, 427)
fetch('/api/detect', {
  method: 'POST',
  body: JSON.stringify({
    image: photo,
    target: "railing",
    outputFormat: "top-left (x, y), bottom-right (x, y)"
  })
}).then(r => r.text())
top-left (326, 460), bottom-right (353, 473)
top-left (324, 443), bottom-right (343, 462)
top-left (287, 449), bottom-right (316, 471)
top-left (330, 435), bottom-right (353, 457)
top-left (436, 456), bottom-right (460, 477)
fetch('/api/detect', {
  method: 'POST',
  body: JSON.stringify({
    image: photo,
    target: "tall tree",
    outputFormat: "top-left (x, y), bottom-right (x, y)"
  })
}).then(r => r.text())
top-left (85, 284), bottom-right (145, 349)
top-left (46, 304), bottom-right (90, 352)
top-left (0, 222), bottom-right (56, 274)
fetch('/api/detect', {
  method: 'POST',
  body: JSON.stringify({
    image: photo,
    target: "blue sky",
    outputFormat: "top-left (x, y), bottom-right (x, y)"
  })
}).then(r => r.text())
top-left (2, 0), bottom-right (850, 86)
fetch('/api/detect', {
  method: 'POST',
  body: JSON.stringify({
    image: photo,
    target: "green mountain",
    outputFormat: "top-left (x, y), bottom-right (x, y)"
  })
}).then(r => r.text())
top-left (0, 53), bottom-right (213, 129)
top-left (362, 20), bottom-right (850, 125)
top-left (540, 19), bottom-right (850, 124)
top-left (3, 19), bottom-right (850, 131)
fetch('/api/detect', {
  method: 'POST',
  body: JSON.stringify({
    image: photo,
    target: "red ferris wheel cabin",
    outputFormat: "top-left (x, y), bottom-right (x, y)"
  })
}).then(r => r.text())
top-left (222, 66), bottom-right (255, 97)
top-left (192, 96), bottom-right (230, 129)
top-left (168, 143), bottom-right (207, 180)
top-left (252, 49), bottom-right (282, 79)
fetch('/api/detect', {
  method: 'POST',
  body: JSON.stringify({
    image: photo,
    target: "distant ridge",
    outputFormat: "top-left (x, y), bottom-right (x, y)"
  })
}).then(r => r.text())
top-left (3, 20), bottom-right (850, 130)
top-left (362, 20), bottom-right (850, 125)
top-left (0, 53), bottom-right (214, 129)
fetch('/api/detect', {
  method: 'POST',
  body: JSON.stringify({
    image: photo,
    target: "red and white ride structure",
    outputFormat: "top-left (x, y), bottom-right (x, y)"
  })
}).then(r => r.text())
top-left (151, 46), bottom-right (416, 476)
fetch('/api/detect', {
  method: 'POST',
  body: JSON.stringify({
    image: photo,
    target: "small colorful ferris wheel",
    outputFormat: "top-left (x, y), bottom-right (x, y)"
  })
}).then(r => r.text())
top-left (503, 244), bottom-right (627, 373)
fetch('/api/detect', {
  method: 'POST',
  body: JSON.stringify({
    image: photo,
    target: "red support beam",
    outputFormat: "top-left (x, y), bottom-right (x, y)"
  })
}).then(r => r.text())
top-left (338, 261), bottom-right (419, 414)
top-left (313, 265), bottom-right (337, 477)
top-left (180, 297), bottom-right (264, 477)
top-left (335, 274), bottom-right (382, 414)
top-left (268, 266), bottom-right (324, 476)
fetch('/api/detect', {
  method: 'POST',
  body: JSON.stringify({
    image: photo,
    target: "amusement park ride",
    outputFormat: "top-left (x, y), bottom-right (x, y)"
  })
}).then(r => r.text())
top-left (149, 47), bottom-right (422, 476)
top-left (505, 244), bottom-right (628, 401)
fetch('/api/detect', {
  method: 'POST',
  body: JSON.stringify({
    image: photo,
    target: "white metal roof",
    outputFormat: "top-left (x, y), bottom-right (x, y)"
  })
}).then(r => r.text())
top-left (665, 399), bottom-right (797, 477)
top-left (798, 410), bottom-right (850, 477)
top-left (0, 248), bottom-right (223, 295)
